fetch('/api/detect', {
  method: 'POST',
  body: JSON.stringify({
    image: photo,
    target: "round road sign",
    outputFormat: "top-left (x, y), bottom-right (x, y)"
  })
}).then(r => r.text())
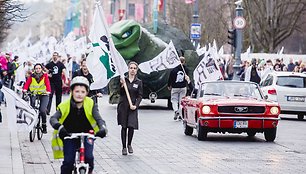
top-left (233, 16), bottom-right (246, 29)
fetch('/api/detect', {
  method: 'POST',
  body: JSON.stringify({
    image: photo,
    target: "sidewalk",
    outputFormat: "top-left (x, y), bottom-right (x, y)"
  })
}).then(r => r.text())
top-left (0, 106), bottom-right (24, 174)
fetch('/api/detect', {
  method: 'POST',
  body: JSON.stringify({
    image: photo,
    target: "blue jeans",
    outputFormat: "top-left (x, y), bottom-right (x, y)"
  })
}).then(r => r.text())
top-left (61, 138), bottom-right (94, 174)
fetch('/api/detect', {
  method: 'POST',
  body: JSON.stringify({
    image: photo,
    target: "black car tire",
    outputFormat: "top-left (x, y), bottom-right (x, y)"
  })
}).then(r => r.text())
top-left (264, 128), bottom-right (277, 142)
top-left (197, 122), bottom-right (207, 141)
top-left (184, 121), bottom-right (193, 136)
top-left (247, 131), bottom-right (256, 137)
top-left (298, 114), bottom-right (304, 120)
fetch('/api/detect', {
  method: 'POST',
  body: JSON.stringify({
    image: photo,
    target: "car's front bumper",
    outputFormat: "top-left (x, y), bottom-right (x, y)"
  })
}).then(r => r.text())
top-left (198, 116), bottom-right (280, 129)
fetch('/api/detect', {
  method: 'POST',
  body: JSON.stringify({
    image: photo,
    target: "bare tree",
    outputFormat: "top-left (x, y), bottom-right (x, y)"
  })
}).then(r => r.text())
top-left (244, 0), bottom-right (306, 52)
top-left (0, 0), bottom-right (27, 43)
top-left (167, 0), bottom-right (229, 48)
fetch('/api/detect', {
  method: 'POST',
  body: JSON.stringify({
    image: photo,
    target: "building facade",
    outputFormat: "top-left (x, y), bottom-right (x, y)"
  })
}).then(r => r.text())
top-left (40, 0), bottom-right (165, 39)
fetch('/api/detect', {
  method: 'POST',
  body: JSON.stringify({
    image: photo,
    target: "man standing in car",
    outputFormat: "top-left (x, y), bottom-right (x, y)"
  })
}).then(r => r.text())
top-left (46, 52), bottom-right (67, 114)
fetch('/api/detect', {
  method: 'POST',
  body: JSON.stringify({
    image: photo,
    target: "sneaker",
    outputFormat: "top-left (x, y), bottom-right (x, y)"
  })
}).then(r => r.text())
top-left (42, 124), bottom-right (47, 134)
top-left (173, 111), bottom-right (179, 120)
top-left (127, 145), bottom-right (133, 153)
top-left (122, 148), bottom-right (127, 155)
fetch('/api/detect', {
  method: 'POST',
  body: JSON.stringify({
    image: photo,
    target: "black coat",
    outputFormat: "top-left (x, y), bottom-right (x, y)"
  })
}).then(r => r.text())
top-left (117, 76), bottom-right (143, 129)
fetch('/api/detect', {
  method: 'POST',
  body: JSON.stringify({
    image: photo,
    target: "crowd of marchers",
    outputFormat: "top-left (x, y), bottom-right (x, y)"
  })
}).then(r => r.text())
top-left (218, 57), bottom-right (306, 83)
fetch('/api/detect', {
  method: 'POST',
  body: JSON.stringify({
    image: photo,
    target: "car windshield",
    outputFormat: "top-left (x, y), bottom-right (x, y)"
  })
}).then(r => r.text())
top-left (276, 76), bottom-right (306, 88)
top-left (199, 82), bottom-right (263, 99)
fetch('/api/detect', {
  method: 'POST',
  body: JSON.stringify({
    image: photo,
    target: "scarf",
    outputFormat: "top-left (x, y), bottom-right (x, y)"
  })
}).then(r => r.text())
top-left (33, 72), bottom-right (43, 83)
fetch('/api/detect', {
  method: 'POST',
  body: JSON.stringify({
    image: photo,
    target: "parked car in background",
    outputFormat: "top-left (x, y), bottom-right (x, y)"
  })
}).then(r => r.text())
top-left (260, 72), bottom-right (306, 120)
top-left (181, 81), bottom-right (280, 142)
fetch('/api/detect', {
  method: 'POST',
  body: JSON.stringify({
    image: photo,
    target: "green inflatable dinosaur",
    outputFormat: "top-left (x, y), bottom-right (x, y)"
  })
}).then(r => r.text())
top-left (109, 20), bottom-right (199, 108)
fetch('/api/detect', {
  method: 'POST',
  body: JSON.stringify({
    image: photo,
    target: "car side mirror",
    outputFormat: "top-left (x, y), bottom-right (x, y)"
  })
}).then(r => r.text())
top-left (264, 95), bottom-right (268, 100)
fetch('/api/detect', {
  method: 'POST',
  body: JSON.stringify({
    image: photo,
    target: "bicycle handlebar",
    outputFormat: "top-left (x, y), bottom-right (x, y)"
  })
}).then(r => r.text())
top-left (89, 94), bottom-right (103, 99)
top-left (64, 132), bottom-right (96, 140)
top-left (23, 92), bottom-right (48, 96)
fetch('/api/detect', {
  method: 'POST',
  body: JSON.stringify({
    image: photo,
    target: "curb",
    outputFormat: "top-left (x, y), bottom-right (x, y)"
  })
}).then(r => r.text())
top-left (10, 131), bottom-right (24, 174)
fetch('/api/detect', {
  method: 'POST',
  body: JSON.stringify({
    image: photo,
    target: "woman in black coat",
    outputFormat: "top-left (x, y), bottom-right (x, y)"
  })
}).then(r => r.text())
top-left (117, 61), bottom-right (143, 155)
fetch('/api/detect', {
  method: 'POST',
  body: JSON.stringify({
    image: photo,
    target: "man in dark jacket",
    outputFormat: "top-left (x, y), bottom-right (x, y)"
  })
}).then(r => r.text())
top-left (287, 58), bottom-right (296, 72)
top-left (45, 52), bottom-right (67, 114)
top-left (167, 57), bottom-right (190, 120)
top-left (72, 59), bottom-right (103, 104)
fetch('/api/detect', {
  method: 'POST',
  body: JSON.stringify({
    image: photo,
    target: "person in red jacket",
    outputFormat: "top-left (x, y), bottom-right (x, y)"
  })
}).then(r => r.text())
top-left (23, 63), bottom-right (51, 133)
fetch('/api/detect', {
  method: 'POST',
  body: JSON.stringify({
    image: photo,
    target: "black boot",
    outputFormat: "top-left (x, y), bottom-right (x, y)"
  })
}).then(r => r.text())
top-left (42, 123), bottom-right (47, 134)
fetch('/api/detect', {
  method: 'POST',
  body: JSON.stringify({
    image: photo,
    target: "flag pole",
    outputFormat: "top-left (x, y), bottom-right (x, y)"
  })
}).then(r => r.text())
top-left (96, 1), bottom-right (133, 107)
top-left (122, 78), bottom-right (133, 107)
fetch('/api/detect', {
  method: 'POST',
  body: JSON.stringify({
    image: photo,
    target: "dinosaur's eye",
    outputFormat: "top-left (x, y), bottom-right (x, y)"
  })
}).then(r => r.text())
top-left (122, 30), bottom-right (132, 39)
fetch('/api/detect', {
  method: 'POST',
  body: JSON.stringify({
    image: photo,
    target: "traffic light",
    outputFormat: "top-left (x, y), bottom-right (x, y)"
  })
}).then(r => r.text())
top-left (228, 29), bottom-right (236, 48)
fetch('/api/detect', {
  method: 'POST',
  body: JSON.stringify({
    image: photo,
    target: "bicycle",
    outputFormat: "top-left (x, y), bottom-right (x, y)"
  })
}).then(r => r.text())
top-left (22, 92), bottom-right (43, 142)
top-left (89, 93), bottom-right (102, 104)
top-left (64, 131), bottom-right (96, 174)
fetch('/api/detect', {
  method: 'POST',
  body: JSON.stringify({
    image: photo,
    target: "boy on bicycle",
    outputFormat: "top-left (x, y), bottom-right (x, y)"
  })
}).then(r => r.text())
top-left (23, 63), bottom-right (51, 133)
top-left (50, 76), bottom-right (107, 174)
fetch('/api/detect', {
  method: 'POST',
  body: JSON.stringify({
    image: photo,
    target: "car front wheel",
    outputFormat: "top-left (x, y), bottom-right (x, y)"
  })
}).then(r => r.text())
top-left (184, 121), bottom-right (193, 136)
top-left (264, 128), bottom-right (277, 142)
top-left (247, 131), bottom-right (256, 137)
top-left (298, 114), bottom-right (304, 120)
top-left (197, 122), bottom-right (207, 141)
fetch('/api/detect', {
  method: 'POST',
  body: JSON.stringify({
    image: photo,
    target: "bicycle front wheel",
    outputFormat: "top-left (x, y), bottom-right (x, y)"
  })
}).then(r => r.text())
top-left (37, 127), bottom-right (43, 140)
top-left (29, 127), bottom-right (36, 142)
top-left (79, 168), bottom-right (86, 174)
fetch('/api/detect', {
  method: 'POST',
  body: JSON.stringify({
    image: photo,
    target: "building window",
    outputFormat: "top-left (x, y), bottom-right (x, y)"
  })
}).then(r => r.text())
top-left (128, 3), bottom-right (135, 17)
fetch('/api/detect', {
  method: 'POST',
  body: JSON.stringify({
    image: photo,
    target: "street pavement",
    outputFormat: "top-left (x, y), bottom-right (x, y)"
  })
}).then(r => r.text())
top-left (1, 95), bottom-right (306, 174)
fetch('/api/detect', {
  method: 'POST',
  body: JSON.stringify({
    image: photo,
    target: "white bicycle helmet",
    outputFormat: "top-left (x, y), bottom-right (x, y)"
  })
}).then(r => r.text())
top-left (70, 76), bottom-right (90, 91)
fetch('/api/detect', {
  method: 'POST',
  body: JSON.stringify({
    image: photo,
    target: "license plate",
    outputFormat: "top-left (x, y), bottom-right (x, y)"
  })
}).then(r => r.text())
top-left (287, 96), bottom-right (305, 102)
top-left (234, 121), bottom-right (248, 128)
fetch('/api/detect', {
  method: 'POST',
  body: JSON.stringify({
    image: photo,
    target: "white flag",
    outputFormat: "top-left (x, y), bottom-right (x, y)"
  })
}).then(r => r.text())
top-left (193, 47), bottom-right (223, 89)
top-left (218, 46), bottom-right (224, 56)
top-left (2, 87), bottom-right (38, 132)
top-left (87, 2), bottom-right (128, 90)
top-left (196, 46), bottom-right (207, 56)
top-left (138, 41), bottom-right (180, 74)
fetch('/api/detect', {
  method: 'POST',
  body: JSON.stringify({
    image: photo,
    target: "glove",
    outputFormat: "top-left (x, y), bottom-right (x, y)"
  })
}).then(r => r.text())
top-left (58, 126), bottom-right (70, 140)
top-left (95, 126), bottom-right (107, 138)
top-left (53, 123), bottom-right (61, 130)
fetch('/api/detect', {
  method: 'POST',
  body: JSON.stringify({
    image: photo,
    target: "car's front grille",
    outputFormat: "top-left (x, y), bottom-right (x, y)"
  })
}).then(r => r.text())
top-left (218, 106), bottom-right (265, 114)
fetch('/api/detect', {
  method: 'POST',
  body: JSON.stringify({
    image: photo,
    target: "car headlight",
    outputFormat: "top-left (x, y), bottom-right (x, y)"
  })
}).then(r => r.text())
top-left (202, 105), bottom-right (211, 114)
top-left (270, 107), bottom-right (279, 115)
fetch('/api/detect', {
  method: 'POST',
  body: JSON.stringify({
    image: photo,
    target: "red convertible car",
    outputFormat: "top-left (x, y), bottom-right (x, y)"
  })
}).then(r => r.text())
top-left (181, 81), bottom-right (280, 142)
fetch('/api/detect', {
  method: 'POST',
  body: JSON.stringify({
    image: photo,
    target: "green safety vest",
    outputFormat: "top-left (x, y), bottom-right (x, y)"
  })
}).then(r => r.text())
top-left (29, 77), bottom-right (47, 94)
top-left (51, 97), bottom-right (99, 159)
top-left (13, 62), bottom-right (19, 75)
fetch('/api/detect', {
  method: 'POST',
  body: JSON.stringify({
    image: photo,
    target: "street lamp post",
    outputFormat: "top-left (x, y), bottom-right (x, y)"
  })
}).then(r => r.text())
top-left (163, 0), bottom-right (167, 22)
top-left (111, 0), bottom-right (117, 23)
top-left (143, 0), bottom-right (147, 23)
top-left (233, 0), bottom-right (244, 80)
top-left (192, 0), bottom-right (199, 48)
top-left (153, 0), bottom-right (159, 34)
top-left (126, 0), bottom-right (129, 20)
